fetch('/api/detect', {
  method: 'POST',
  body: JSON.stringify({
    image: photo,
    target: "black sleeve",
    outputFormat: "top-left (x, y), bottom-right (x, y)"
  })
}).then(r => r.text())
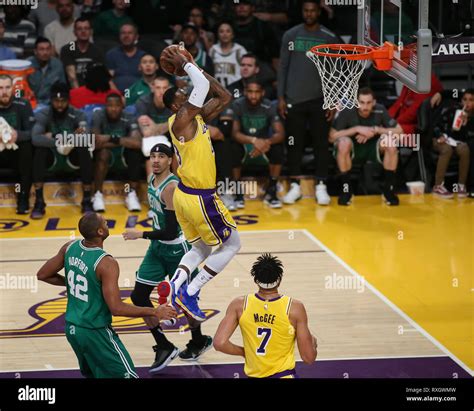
top-left (60, 45), bottom-right (73, 67)
top-left (17, 101), bottom-right (35, 142)
top-left (142, 209), bottom-right (179, 241)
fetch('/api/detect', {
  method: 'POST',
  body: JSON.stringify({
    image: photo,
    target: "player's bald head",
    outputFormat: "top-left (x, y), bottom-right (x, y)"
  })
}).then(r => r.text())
top-left (78, 212), bottom-right (105, 240)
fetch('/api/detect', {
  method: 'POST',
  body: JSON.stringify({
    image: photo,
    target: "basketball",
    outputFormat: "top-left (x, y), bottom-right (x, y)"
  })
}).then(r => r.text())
top-left (160, 45), bottom-right (194, 77)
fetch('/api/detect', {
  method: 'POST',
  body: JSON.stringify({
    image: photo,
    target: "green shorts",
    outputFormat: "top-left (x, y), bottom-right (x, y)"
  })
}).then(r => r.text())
top-left (333, 137), bottom-right (383, 164)
top-left (65, 322), bottom-right (138, 379)
top-left (108, 147), bottom-right (127, 171)
top-left (136, 240), bottom-right (199, 286)
top-left (47, 149), bottom-right (80, 174)
top-left (242, 143), bottom-right (269, 166)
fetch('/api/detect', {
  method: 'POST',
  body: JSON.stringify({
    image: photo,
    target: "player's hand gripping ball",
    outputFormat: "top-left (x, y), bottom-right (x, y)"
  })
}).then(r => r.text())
top-left (160, 45), bottom-right (194, 77)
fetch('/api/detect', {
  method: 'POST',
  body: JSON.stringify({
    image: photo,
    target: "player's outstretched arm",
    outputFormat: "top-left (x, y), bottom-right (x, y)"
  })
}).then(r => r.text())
top-left (122, 183), bottom-right (179, 241)
top-left (213, 297), bottom-right (245, 357)
top-left (36, 241), bottom-right (73, 286)
top-left (289, 299), bottom-right (317, 364)
top-left (98, 256), bottom-right (177, 321)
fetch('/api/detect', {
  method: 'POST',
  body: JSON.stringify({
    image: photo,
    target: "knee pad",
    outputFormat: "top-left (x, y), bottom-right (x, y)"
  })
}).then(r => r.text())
top-left (204, 230), bottom-right (241, 273)
top-left (192, 240), bottom-right (213, 260)
top-left (225, 229), bottom-right (241, 253)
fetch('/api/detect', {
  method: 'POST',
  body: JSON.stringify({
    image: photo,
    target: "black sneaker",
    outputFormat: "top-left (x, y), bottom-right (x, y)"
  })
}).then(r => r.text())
top-left (382, 188), bottom-right (400, 206)
top-left (16, 192), bottom-right (30, 215)
top-left (81, 198), bottom-right (94, 213)
top-left (178, 336), bottom-right (213, 361)
top-left (30, 200), bottom-right (46, 219)
top-left (149, 344), bottom-right (180, 374)
top-left (338, 192), bottom-right (353, 206)
top-left (264, 191), bottom-right (282, 208)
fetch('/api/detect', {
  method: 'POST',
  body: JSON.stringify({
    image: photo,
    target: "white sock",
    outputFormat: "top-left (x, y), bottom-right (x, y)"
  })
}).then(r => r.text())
top-left (170, 268), bottom-right (188, 291)
top-left (187, 268), bottom-right (214, 296)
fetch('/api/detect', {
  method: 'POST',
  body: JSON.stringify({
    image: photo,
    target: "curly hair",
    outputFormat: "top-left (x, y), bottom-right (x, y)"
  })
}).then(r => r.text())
top-left (251, 253), bottom-right (284, 289)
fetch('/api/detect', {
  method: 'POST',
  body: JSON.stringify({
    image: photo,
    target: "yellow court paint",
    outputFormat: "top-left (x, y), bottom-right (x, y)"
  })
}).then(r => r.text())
top-left (0, 194), bottom-right (472, 370)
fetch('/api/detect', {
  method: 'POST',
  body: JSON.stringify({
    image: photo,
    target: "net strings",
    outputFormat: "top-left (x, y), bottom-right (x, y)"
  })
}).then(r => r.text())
top-left (307, 46), bottom-right (368, 111)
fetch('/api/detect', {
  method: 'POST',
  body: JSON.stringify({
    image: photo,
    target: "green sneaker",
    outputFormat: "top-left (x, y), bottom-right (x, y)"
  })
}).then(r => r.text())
top-left (178, 336), bottom-right (213, 361)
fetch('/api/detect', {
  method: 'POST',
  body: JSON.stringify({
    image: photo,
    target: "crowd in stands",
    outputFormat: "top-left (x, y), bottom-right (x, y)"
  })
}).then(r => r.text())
top-left (0, 0), bottom-right (473, 219)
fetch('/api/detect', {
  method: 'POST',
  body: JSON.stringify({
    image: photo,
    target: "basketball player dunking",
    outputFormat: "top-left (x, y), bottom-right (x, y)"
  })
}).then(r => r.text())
top-left (214, 254), bottom-right (317, 378)
top-left (158, 47), bottom-right (241, 321)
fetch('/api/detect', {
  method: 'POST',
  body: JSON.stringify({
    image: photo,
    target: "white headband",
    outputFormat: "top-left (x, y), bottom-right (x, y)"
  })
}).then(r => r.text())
top-left (256, 279), bottom-right (280, 289)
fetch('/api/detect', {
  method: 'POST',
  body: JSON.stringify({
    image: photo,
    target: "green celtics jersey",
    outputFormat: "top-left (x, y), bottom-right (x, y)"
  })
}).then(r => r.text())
top-left (148, 173), bottom-right (182, 240)
top-left (64, 240), bottom-right (112, 329)
top-left (126, 78), bottom-right (151, 106)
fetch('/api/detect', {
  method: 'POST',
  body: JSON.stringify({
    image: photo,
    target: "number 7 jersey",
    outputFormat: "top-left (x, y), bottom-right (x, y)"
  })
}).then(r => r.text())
top-left (239, 294), bottom-right (296, 378)
top-left (64, 240), bottom-right (112, 329)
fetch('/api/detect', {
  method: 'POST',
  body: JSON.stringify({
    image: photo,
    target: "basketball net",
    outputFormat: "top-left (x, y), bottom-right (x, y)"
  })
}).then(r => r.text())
top-left (307, 43), bottom-right (394, 111)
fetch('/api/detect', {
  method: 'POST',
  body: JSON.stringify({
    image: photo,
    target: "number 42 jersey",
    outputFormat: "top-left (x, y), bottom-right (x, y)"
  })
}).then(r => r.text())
top-left (64, 240), bottom-right (112, 329)
top-left (239, 294), bottom-right (296, 378)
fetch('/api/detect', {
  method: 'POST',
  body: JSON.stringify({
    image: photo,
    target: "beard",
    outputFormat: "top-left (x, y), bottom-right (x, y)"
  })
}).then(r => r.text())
top-left (0, 95), bottom-right (12, 107)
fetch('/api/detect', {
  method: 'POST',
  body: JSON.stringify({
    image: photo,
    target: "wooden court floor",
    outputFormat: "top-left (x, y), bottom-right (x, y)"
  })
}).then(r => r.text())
top-left (0, 195), bottom-right (472, 377)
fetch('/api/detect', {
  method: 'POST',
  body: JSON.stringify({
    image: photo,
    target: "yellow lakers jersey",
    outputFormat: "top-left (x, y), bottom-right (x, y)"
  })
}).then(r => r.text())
top-left (169, 113), bottom-right (216, 189)
top-left (239, 294), bottom-right (296, 378)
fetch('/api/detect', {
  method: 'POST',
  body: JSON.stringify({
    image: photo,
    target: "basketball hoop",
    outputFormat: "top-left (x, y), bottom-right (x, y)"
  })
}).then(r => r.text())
top-left (307, 42), bottom-right (394, 111)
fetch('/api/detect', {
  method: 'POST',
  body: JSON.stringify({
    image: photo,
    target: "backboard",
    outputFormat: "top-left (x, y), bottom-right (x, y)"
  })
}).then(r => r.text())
top-left (357, 0), bottom-right (432, 93)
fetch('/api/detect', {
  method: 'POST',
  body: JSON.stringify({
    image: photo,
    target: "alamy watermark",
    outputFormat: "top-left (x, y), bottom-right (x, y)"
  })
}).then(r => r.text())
top-left (55, 131), bottom-right (96, 152)
top-left (379, 131), bottom-right (420, 151)
top-left (325, 273), bottom-right (365, 293)
top-left (0, 273), bottom-right (38, 293)
top-left (325, 0), bottom-right (364, 9)
top-left (0, 0), bottom-right (38, 9)
top-left (217, 179), bottom-right (258, 198)
top-left (18, 385), bottom-right (55, 405)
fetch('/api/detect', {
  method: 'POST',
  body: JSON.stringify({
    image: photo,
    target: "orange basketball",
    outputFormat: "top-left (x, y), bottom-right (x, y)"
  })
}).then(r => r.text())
top-left (160, 45), bottom-right (194, 77)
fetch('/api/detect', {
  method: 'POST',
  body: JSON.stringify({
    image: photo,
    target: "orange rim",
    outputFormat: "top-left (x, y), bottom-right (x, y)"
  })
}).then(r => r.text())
top-left (309, 42), bottom-right (395, 70)
top-left (310, 44), bottom-right (375, 60)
